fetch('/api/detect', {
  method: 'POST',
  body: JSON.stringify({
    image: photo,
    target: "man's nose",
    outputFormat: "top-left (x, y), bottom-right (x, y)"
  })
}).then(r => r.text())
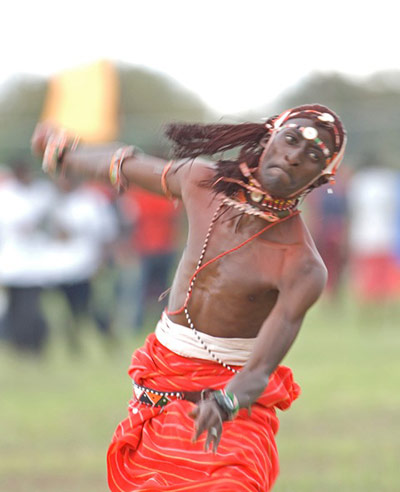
top-left (284, 146), bottom-right (304, 167)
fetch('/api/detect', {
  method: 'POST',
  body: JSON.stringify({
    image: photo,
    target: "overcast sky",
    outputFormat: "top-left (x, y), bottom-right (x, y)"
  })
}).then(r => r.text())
top-left (2, 1), bottom-right (399, 114)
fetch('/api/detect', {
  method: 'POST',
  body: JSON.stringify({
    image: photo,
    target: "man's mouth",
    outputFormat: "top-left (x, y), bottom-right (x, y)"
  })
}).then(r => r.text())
top-left (267, 165), bottom-right (290, 177)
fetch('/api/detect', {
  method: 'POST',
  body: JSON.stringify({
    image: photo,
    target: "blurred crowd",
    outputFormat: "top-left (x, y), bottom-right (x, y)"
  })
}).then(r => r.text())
top-left (0, 159), bottom-right (182, 355)
top-left (307, 161), bottom-right (400, 306)
top-left (1, 157), bottom-right (400, 356)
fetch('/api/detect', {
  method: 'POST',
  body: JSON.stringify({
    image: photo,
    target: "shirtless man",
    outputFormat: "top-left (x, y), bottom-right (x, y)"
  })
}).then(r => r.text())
top-left (32, 104), bottom-right (346, 491)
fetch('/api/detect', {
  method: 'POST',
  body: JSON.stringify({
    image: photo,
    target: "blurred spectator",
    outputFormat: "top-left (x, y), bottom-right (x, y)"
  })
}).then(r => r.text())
top-left (306, 170), bottom-right (350, 301)
top-left (0, 159), bottom-right (55, 353)
top-left (347, 163), bottom-right (400, 302)
top-left (117, 188), bottom-right (182, 331)
top-left (395, 173), bottom-right (400, 266)
top-left (48, 175), bottom-right (119, 352)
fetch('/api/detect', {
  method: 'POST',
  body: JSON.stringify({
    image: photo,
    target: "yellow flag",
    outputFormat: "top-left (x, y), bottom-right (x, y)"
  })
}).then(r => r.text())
top-left (42, 60), bottom-right (119, 143)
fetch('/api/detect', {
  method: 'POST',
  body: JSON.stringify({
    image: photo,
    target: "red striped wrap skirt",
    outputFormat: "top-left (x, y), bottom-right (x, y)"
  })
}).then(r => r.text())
top-left (107, 333), bottom-right (300, 491)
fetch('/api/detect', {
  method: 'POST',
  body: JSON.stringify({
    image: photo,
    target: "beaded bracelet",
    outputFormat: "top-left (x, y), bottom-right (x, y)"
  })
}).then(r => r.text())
top-left (109, 146), bottom-right (135, 193)
top-left (211, 389), bottom-right (240, 420)
top-left (42, 130), bottom-right (79, 175)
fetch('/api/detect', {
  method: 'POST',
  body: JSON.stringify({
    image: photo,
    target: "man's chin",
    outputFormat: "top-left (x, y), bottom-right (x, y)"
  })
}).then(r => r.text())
top-left (262, 177), bottom-right (291, 198)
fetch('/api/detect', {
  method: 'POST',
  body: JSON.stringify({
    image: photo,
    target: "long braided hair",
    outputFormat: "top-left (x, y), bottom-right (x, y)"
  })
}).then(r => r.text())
top-left (165, 104), bottom-right (346, 198)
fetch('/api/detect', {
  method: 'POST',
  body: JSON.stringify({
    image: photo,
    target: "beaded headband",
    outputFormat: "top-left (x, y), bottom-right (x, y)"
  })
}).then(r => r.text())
top-left (279, 123), bottom-right (331, 159)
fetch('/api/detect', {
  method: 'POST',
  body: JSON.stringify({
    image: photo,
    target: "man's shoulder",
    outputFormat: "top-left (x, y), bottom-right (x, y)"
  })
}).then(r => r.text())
top-left (299, 247), bottom-right (327, 277)
top-left (178, 158), bottom-right (216, 201)
top-left (178, 158), bottom-right (216, 183)
top-left (281, 228), bottom-right (327, 284)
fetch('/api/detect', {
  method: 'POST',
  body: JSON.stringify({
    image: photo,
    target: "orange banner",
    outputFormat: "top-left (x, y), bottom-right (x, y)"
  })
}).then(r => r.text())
top-left (42, 60), bottom-right (119, 143)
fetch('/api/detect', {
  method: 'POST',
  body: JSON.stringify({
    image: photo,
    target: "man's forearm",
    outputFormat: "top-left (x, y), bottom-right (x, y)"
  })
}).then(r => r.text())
top-left (225, 365), bottom-right (270, 409)
top-left (225, 316), bottom-right (303, 409)
top-left (63, 144), bottom-right (121, 182)
top-left (63, 144), bottom-right (170, 195)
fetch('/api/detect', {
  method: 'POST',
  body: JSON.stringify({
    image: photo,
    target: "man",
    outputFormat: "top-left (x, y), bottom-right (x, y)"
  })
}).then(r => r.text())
top-left (32, 103), bottom-right (346, 491)
top-left (0, 159), bottom-right (55, 353)
top-left (117, 187), bottom-right (181, 331)
top-left (49, 174), bottom-right (118, 351)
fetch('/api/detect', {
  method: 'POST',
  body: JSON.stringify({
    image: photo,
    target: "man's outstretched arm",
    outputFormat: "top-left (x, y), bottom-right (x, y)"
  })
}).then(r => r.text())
top-left (31, 123), bottom-right (186, 198)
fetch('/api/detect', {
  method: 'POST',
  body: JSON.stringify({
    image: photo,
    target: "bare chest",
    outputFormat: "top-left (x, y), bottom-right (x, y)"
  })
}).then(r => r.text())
top-left (168, 185), bottom-right (312, 334)
top-left (172, 250), bottom-right (282, 338)
top-left (168, 213), bottom-right (292, 336)
top-left (188, 208), bottom-right (290, 286)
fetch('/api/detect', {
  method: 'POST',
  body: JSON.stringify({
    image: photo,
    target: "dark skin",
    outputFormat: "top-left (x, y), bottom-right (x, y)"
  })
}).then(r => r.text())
top-left (32, 117), bottom-right (333, 453)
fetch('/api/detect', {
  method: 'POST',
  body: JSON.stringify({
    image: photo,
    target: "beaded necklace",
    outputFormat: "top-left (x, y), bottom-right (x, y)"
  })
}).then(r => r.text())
top-left (217, 161), bottom-right (299, 220)
top-left (222, 189), bottom-right (298, 223)
top-left (168, 200), bottom-right (300, 374)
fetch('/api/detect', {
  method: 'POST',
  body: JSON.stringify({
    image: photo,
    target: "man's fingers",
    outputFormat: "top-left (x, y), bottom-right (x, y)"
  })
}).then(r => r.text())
top-left (204, 432), bottom-right (213, 452)
top-left (31, 123), bottom-right (56, 155)
top-left (212, 432), bottom-right (222, 453)
top-left (193, 419), bottom-right (207, 442)
top-left (204, 425), bottom-right (221, 453)
top-left (192, 413), bottom-right (216, 443)
top-left (190, 400), bottom-right (223, 447)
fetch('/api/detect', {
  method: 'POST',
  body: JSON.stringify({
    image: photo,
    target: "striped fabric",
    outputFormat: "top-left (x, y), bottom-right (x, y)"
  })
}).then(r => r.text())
top-left (107, 333), bottom-right (300, 491)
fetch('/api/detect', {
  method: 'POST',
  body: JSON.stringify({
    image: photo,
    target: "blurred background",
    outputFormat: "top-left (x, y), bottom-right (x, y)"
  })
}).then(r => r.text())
top-left (0, 1), bottom-right (399, 491)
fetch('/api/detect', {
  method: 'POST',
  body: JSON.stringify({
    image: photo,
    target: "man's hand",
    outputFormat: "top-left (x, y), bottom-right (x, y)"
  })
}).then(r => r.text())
top-left (188, 399), bottom-right (224, 453)
top-left (31, 123), bottom-right (80, 176)
top-left (31, 122), bottom-right (55, 157)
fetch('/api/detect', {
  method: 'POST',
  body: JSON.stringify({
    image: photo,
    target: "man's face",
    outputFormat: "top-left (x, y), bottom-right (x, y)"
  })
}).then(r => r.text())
top-left (256, 117), bottom-right (335, 198)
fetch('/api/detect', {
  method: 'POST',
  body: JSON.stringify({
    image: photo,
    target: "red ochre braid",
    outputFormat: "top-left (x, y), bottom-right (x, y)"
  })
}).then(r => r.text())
top-left (167, 207), bottom-right (300, 316)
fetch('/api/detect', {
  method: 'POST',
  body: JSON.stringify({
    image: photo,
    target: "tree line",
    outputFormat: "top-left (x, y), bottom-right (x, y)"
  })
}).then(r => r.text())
top-left (1, 65), bottom-right (399, 171)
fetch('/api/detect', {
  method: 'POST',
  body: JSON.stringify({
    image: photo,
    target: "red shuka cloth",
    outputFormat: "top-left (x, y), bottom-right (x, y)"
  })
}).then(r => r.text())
top-left (107, 334), bottom-right (300, 491)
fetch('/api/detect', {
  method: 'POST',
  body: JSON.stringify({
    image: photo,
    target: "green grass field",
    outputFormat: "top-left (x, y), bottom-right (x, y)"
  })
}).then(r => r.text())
top-left (0, 292), bottom-right (399, 491)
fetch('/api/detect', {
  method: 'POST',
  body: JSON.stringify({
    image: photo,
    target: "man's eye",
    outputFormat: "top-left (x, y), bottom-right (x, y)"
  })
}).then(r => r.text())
top-left (285, 134), bottom-right (296, 144)
top-left (309, 150), bottom-right (322, 162)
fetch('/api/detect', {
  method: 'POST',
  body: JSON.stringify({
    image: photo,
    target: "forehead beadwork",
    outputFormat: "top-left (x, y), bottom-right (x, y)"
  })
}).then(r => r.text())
top-left (318, 112), bottom-right (335, 123)
top-left (301, 127), bottom-right (318, 140)
top-left (281, 123), bottom-right (331, 158)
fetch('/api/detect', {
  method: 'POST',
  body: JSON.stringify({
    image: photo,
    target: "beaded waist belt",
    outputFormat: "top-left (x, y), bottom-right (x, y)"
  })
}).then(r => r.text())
top-left (132, 381), bottom-right (212, 408)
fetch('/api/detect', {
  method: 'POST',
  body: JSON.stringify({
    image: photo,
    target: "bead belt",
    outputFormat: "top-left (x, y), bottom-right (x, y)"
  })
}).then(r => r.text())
top-left (132, 381), bottom-right (212, 408)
